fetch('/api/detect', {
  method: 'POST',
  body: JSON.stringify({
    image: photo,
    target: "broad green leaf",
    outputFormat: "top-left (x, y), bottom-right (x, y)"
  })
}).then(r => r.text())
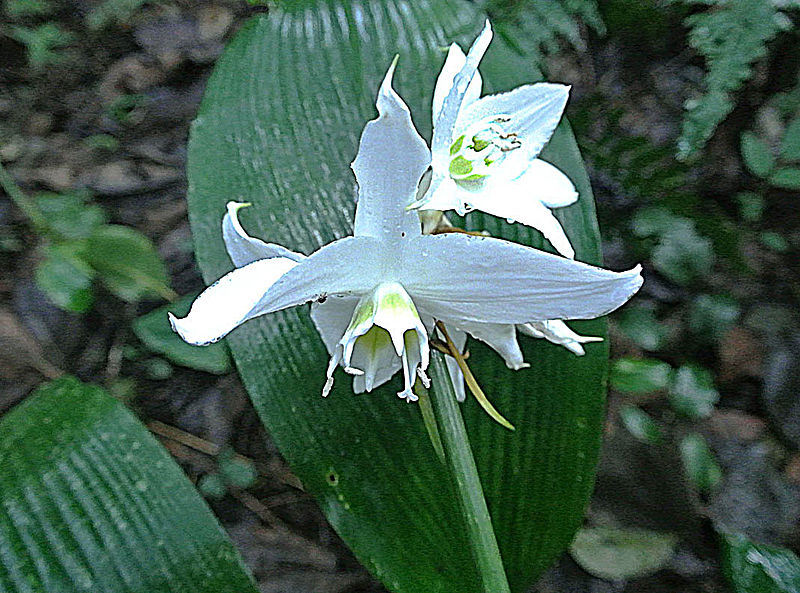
top-left (610, 358), bottom-right (673, 393)
top-left (741, 132), bottom-right (775, 178)
top-left (570, 526), bottom-right (678, 580)
top-left (35, 243), bottom-right (95, 313)
top-left (187, 2), bottom-right (609, 591)
top-left (0, 376), bottom-right (258, 593)
top-left (619, 405), bottom-right (663, 445)
top-left (668, 365), bottom-right (719, 420)
top-left (721, 531), bottom-right (800, 593)
top-left (86, 224), bottom-right (173, 302)
top-left (133, 294), bottom-right (231, 374)
top-left (679, 433), bottom-right (722, 493)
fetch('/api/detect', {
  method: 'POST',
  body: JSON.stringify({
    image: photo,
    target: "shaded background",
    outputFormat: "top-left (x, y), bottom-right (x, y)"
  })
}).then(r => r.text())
top-left (1, 0), bottom-right (799, 591)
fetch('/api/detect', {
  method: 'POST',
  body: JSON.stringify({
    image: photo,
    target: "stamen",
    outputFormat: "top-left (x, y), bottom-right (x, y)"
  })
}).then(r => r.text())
top-left (434, 321), bottom-right (515, 431)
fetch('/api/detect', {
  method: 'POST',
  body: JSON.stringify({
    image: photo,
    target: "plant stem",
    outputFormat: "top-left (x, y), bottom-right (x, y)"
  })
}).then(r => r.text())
top-left (428, 352), bottom-right (512, 593)
top-left (0, 160), bottom-right (47, 233)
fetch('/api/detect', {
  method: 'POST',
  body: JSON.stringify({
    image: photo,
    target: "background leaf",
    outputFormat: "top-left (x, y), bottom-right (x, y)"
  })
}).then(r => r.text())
top-left (85, 224), bottom-right (173, 302)
top-left (570, 526), bottom-right (678, 581)
top-left (35, 244), bottom-right (95, 313)
top-left (0, 377), bottom-right (258, 593)
top-left (720, 532), bottom-right (800, 593)
top-left (187, 2), bottom-right (610, 591)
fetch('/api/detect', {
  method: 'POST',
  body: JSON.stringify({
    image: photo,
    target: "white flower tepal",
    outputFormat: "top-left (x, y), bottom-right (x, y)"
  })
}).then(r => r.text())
top-left (169, 57), bottom-right (643, 403)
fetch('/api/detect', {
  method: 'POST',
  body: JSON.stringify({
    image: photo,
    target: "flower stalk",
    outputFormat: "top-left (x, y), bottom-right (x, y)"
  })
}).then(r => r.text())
top-left (428, 352), bottom-right (512, 593)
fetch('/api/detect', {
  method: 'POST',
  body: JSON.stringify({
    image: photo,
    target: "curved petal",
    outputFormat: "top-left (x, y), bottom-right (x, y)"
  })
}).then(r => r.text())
top-left (525, 159), bottom-right (580, 208)
top-left (223, 202), bottom-right (306, 266)
top-left (431, 20), bottom-right (492, 171)
top-left (455, 321), bottom-right (527, 370)
top-left (169, 257), bottom-right (299, 345)
top-left (456, 83), bottom-right (570, 163)
top-left (452, 167), bottom-right (577, 258)
top-left (352, 58), bottom-right (430, 241)
top-left (257, 236), bottom-right (385, 316)
top-left (400, 233), bottom-right (643, 325)
top-left (519, 320), bottom-right (602, 356)
top-left (431, 44), bottom-right (482, 127)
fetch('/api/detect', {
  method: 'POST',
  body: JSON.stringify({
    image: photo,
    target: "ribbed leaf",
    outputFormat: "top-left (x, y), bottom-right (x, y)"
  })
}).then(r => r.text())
top-left (187, 2), bottom-right (608, 591)
top-left (0, 377), bottom-right (258, 593)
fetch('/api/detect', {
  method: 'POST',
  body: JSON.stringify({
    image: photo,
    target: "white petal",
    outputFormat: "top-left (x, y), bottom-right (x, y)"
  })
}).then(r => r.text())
top-left (519, 320), bottom-right (603, 356)
top-left (452, 165), bottom-right (577, 258)
top-left (431, 21), bottom-right (492, 171)
top-left (400, 233), bottom-right (643, 324)
top-left (257, 236), bottom-right (385, 316)
top-left (352, 58), bottom-right (430, 241)
top-left (456, 83), bottom-right (570, 163)
top-left (223, 202), bottom-right (306, 266)
top-left (169, 257), bottom-right (299, 345)
top-left (431, 44), bottom-right (482, 127)
top-left (310, 296), bottom-right (359, 355)
top-left (455, 321), bottom-right (527, 370)
top-left (525, 159), bottom-right (580, 208)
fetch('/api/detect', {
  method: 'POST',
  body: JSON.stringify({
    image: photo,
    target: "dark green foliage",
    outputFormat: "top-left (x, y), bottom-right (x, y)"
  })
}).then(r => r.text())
top-left (677, 0), bottom-right (792, 158)
top-left (0, 377), bottom-right (259, 593)
top-left (486, 0), bottom-right (604, 64)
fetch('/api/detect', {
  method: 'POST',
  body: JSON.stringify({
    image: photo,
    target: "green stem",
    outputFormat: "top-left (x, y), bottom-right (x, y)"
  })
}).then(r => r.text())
top-left (428, 352), bottom-right (511, 593)
top-left (0, 160), bottom-right (48, 233)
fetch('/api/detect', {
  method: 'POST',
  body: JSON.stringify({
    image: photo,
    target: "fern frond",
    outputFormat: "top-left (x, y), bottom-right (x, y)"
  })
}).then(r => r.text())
top-left (486, 0), bottom-right (605, 65)
top-left (677, 0), bottom-right (792, 159)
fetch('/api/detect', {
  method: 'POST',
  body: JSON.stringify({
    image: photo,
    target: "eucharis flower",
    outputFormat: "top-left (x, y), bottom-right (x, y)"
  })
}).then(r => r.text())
top-left (409, 21), bottom-right (579, 259)
top-left (169, 59), bottom-right (643, 403)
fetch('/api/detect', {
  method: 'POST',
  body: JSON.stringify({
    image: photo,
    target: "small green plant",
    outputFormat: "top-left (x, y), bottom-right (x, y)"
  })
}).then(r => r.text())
top-left (0, 163), bottom-right (174, 313)
top-left (7, 23), bottom-right (76, 70)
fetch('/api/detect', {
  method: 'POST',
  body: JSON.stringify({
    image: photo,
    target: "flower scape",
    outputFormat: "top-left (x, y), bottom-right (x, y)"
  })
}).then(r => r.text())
top-left (169, 24), bottom-right (643, 410)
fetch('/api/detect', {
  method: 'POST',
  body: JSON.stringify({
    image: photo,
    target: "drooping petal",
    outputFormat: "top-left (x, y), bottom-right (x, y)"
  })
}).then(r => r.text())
top-left (400, 233), bottom-right (643, 325)
top-left (456, 83), bottom-right (570, 164)
top-left (455, 320), bottom-right (527, 370)
top-left (431, 20), bottom-right (492, 172)
top-left (519, 320), bottom-right (603, 356)
top-left (449, 161), bottom-right (578, 258)
top-left (222, 201), bottom-right (306, 266)
top-left (352, 57), bottom-right (431, 241)
top-left (169, 257), bottom-right (299, 345)
top-left (431, 44), bottom-right (482, 126)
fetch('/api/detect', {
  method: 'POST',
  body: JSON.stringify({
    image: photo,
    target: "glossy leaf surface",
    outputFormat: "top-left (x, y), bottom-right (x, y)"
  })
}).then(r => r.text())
top-left (0, 377), bottom-right (258, 593)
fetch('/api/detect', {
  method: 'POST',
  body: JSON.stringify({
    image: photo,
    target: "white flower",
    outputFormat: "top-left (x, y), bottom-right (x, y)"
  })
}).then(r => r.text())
top-left (410, 21), bottom-right (579, 259)
top-left (169, 60), bottom-right (642, 403)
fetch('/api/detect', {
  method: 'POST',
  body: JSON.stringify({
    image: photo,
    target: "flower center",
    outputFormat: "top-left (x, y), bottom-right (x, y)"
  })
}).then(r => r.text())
top-left (323, 282), bottom-right (430, 401)
top-left (448, 115), bottom-right (521, 181)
